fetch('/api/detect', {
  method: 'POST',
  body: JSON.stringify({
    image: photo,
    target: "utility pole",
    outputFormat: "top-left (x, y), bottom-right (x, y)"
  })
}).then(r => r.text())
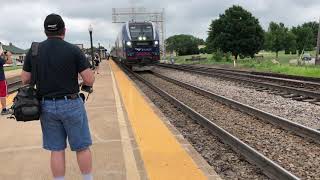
top-left (316, 17), bottom-right (320, 65)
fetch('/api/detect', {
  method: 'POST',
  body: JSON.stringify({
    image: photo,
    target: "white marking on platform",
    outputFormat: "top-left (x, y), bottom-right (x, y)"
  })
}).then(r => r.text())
top-left (109, 63), bottom-right (141, 180)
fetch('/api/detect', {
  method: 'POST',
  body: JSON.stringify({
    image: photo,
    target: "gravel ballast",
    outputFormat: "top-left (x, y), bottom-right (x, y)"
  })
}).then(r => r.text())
top-left (132, 76), bottom-right (269, 179)
top-left (154, 67), bottom-right (320, 130)
top-left (141, 73), bottom-right (320, 179)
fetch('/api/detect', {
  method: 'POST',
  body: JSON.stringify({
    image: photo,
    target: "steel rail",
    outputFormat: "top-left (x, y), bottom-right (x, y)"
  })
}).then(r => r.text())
top-left (157, 64), bottom-right (320, 101)
top-left (172, 64), bottom-right (320, 88)
top-left (168, 63), bottom-right (320, 83)
top-left (252, 71), bottom-right (320, 83)
top-left (7, 80), bottom-right (23, 94)
top-left (117, 63), bottom-right (299, 180)
top-left (152, 72), bottom-right (320, 143)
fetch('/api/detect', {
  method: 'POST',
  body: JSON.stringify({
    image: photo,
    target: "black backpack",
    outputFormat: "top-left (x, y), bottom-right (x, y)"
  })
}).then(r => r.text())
top-left (11, 42), bottom-right (41, 122)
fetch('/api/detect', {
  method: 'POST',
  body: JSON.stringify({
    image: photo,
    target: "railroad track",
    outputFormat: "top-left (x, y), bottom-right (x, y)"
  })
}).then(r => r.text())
top-left (157, 64), bottom-right (320, 104)
top-left (7, 79), bottom-right (23, 94)
top-left (117, 63), bottom-right (320, 179)
top-left (173, 64), bottom-right (320, 83)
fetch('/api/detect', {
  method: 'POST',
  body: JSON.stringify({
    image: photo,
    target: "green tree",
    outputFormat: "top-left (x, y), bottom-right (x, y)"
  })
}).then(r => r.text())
top-left (302, 21), bottom-right (319, 47)
top-left (206, 5), bottom-right (264, 60)
top-left (165, 34), bottom-right (200, 56)
top-left (283, 31), bottom-right (297, 54)
top-left (264, 22), bottom-right (287, 58)
top-left (195, 38), bottom-right (205, 45)
top-left (292, 25), bottom-right (314, 54)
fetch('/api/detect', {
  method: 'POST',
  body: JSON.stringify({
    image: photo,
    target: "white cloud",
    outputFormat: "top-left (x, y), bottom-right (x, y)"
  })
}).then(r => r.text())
top-left (0, 0), bottom-right (319, 49)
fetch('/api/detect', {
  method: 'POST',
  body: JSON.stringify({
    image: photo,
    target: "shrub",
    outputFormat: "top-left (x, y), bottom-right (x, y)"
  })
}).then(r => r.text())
top-left (285, 49), bottom-right (290, 54)
top-left (291, 50), bottom-right (297, 54)
top-left (211, 49), bottom-right (224, 61)
top-left (199, 48), bottom-right (206, 54)
top-left (225, 52), bottom-right (232, 62)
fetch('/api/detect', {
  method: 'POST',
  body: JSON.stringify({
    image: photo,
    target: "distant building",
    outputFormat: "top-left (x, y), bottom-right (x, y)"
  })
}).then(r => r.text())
top-left (198, 45), bottom-right (206, 50)
top-left (74, 44), bottom-right (84, 50)
top-left (1, 42), bottom-right (27, 62)
top-left (165, 50), bottom-right (177, 57)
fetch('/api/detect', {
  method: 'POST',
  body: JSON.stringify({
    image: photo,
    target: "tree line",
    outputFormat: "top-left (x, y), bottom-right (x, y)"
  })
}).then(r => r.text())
top-left (165, 5), bottom-right (319, 60)
top-left (165, 34), bottom-right (205, 56)
top-left (265, 21), bottom-right (318, 57)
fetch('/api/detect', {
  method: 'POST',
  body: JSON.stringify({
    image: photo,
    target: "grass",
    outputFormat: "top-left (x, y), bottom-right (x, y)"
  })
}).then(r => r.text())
top-left (239, 59), bottom-right (320, 77)
top-left (171, 51), bottom-right (320, 78)
top-left (4, 66), bottom-right (22, 71)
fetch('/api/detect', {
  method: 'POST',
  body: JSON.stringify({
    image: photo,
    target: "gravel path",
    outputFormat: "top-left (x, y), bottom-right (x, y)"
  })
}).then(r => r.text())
top-left (141, 73), bottom-right (320, 179)
top-left (132, 77), bottom-right (269, 179)
top-left (154, 67), bottom-right (320, 130)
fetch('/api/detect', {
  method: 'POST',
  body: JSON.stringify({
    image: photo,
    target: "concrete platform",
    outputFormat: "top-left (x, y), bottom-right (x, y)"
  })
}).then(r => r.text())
top-left (0, 61), bottom-right (142, 179)
top-left (0, 60), bottom-right (220, 179)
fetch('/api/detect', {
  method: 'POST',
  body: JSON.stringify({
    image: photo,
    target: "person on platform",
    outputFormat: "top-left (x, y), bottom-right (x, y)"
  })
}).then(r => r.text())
top-left (106, 52), bottom-right (110, 60)
top-left (21, 14), bottom-right (95, 180)
top-left (93, 53), bottom-right (100, 74)
top-left (0, 50), bottom-right (13, 115)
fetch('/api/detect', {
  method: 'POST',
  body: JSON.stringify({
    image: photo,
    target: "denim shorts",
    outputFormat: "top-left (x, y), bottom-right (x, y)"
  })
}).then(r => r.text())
top-left (40, 97), bottom-right (92, 151)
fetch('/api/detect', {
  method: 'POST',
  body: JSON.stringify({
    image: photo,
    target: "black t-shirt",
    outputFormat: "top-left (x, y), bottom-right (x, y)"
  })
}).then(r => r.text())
top-left (0, 57), bottom-right (6, 81)
top-left (23, 38), bottom-right (90, 97)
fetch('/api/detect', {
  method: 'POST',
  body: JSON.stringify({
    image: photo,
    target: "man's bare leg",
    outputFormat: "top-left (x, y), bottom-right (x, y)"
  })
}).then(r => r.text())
top-left (0, 97), bottom-right (6, 109)
top-left (77, 148), bottom-right (93, 180)
top-left (51, 151), bottom-right (66, 178)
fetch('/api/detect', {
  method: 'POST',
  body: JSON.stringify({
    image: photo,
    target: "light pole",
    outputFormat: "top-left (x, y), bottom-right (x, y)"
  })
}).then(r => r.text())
top-left (98, 43), bottom-right (102, 62)
top-left (88, 24), bottom-right (95, 69)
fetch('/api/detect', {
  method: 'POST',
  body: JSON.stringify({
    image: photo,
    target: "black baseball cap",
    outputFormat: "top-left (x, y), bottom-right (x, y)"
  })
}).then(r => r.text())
top-left (44, 14), bottom-right (65, 32)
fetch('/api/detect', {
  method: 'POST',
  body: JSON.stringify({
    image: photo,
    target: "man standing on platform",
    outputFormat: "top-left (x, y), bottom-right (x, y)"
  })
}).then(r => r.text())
top-left (21, 14), bottom-right (95, 180)
top-left (93, 53), bottom-right (100, 74)
top-left (0, 49), bottom-right (13, 115)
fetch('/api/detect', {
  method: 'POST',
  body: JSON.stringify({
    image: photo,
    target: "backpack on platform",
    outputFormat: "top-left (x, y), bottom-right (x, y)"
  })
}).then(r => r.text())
top-left (10, 42), bottom-right (41, 122)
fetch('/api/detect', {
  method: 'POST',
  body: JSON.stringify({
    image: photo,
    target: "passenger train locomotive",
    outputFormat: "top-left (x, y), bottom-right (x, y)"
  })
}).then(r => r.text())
top-left (113, 21), bottom-right (160, 71)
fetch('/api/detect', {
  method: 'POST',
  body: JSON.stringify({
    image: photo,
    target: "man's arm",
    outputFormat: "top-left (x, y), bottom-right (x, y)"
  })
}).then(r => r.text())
top-left (21, 70), bottom-right (31, 85)
top-left (80, 68), bottom-right (95, 86)
top-left (21, 49), bottom-right (32, 85)
top-left (76, 47), bottom-right (95, 86)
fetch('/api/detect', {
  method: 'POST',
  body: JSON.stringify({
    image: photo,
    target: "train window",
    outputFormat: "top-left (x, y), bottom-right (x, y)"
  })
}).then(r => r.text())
top-left (129, 24), bottom-right (153, 40)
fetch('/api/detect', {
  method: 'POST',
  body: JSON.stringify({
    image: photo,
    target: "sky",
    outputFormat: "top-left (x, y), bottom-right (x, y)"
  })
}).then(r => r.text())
top-left (0, 0), bottom-right (319, 49)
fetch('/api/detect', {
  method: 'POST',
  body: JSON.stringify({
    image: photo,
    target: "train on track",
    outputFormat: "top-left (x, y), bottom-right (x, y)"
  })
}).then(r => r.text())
top-left (111, 21), bottom-right (160, 71)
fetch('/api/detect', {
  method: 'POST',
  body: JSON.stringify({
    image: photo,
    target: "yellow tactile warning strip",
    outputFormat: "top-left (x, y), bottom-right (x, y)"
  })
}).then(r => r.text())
top-left (110, 61), bottom-right (207, 180)
top-left (109, 63), bottom-right (141, 180)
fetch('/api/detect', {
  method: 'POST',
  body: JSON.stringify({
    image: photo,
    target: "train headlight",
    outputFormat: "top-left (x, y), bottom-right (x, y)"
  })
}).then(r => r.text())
top-left (142, 37), bottom-right (147, 41)
top-left (126, 41), bottom-right (132, 47)
top-left (154, 41), bottom-right (159, 45)
top-left (138, 36), bottom-right (143, 41)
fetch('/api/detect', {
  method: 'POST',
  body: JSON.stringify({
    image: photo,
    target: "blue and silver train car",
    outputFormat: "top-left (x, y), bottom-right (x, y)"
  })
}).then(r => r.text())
top-left (113, 21), bottom-right (160, 70)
